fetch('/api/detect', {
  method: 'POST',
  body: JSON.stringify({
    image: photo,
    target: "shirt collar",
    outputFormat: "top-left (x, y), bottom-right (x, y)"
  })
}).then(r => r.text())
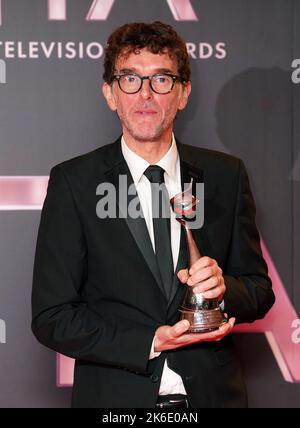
top-left (121, 134), bottom-right (178, 185)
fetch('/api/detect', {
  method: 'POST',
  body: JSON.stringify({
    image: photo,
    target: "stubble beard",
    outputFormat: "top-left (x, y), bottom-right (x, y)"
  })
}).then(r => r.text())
top-left (121, 111), bottom-right (175, 143)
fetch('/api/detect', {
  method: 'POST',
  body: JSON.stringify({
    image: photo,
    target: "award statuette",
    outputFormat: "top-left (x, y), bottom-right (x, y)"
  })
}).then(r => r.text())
top-left (170, 182), bottom-right (227, 333)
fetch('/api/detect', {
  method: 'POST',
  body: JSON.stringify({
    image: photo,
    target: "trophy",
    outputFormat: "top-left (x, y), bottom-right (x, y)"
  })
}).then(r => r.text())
top-left (170, 181), bottom-right (227, 333)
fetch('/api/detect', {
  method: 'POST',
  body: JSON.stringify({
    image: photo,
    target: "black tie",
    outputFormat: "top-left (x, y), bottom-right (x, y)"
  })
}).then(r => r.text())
top-left (144, 165), bottom-right (174, 299)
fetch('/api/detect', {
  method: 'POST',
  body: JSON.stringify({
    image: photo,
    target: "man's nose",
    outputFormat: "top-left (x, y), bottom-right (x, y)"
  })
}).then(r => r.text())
top-left (140, 78), bottom-right (153, 99)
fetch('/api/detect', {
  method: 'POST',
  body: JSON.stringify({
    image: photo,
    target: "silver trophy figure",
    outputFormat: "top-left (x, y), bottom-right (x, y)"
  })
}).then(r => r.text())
top-left (170, 181), bottom-right (227, 332)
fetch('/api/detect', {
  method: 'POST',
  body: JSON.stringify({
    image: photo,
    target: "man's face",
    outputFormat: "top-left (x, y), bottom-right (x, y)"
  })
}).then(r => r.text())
top-left (102, 48), bottom-right (191, 143)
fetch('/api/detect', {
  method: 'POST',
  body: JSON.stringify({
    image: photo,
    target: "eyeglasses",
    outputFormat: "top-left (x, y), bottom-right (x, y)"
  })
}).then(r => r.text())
top-left (112, 73), bottom-right (185, 94)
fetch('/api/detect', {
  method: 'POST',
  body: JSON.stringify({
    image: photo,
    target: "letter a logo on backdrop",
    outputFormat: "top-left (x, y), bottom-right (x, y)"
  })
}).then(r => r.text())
top-left (49, 0), bottom-right (198, 22)
top-left (48, 0), bottom-right (198, 21)
top-left (0, 0), bottom-right (199, 25)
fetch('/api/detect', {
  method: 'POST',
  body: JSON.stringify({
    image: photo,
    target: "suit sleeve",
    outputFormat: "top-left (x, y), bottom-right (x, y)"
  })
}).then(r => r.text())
top-left (223, 160), bottom-right (275, 323)
top-left (31, 165), bottom-right (155, 373)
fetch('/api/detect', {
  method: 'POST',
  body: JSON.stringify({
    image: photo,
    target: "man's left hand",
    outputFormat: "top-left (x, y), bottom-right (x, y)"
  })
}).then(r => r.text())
top-left (177, 256), bottom-right (225, 302)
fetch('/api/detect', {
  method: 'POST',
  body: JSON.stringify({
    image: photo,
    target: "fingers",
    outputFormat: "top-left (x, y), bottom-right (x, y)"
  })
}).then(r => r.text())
top-left (196, 317), bottom-right (235, 342)
top-left (220, 317), bottom-right (235, 330)
top-left (228, 317), bottom-right (235, 328)
top-left (176, 317), bottom-right (236, 344)
top-left (172, 320), bottom-right (190, 337)
top-left (190, 274), bottom-right (225, 300)
top-left (189, 256), bottom-right (217, 275)
top-left (174, 317), bottom-right (235, 340)
top-left (157, 320), bottom-right (190, 342)
top-left (185, 257), bottom-right (225, 301)
top-left (215, 317), bottom-right (235, 339)
top-left (177, 268), bottom-right (189, 283)
top-left (188, 265), bottom-right (222, 286)
top-left (154, 321), bottom-right (190, 352)
top-left (155, 317), bottom-right (236, 352)
top-left (194, 282), bottom-right (226, 300)
top-left (191, 275), bottom-right (220, 292)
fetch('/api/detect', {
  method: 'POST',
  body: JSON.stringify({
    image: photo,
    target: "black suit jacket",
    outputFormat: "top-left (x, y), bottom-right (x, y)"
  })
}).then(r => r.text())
top-left (31, 138), bottom-right (275, 408)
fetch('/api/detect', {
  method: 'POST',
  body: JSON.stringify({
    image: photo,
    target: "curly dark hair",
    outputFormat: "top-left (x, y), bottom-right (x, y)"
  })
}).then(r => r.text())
top-left (103, 21), bottom-right (191, 84)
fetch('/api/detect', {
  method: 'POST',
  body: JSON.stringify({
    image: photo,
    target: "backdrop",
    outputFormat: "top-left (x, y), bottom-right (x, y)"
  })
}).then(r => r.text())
top-left (0, 0), bottom-right (299, 408)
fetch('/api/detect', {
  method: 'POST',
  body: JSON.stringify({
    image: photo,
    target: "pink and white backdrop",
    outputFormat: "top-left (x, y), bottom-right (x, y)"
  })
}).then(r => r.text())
top-left (0, 0), bottom-right (300, 407)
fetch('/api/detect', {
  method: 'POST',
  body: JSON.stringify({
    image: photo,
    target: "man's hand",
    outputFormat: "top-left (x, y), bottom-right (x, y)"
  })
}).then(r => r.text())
top-left (153, 256), bottom-right (232, 353)
top-left (154, 317), bottom-right (235, 352)
top-left (177, 256), bottom-right (226, 302)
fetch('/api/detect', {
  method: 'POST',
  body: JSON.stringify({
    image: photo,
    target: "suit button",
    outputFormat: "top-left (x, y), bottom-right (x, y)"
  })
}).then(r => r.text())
top-left (150, 374), bottom-right (159, 383)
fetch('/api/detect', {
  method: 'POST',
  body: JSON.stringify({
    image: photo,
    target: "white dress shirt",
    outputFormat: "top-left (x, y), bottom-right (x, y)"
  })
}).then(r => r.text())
top-left (121, 135), bottom-right (187, 396)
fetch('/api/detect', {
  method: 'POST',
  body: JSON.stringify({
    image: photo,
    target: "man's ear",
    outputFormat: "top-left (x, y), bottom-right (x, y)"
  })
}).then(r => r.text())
top-left (102, 82), bottom-right (117, 111)
top-left (178, 81), bottom-right (192, 111)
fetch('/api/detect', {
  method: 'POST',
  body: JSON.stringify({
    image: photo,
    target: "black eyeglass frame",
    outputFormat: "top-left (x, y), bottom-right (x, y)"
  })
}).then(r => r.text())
top-left (112, 73), bottom-right (186, 94)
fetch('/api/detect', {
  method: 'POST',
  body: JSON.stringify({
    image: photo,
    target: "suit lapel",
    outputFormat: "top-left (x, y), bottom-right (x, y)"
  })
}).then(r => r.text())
top-left (103, 139), bottom-right (166, 297)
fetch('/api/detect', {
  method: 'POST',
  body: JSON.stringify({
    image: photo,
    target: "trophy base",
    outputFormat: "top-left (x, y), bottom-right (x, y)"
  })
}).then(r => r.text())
top-left (180, 308), bottom-right (227, 333)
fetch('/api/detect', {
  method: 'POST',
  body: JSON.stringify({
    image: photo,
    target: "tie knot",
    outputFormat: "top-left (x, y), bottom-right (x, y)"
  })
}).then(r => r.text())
top-left (144, 165), bottom-right (165, 184)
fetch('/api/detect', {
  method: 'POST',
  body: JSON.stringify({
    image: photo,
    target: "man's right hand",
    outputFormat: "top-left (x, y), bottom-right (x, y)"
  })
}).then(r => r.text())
top-left (154, 317), bottom-right (235, 352)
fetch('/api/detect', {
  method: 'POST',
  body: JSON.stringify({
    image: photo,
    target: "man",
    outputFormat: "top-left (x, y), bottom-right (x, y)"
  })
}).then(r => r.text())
top-left (31, 21), bottom-right (275, 408)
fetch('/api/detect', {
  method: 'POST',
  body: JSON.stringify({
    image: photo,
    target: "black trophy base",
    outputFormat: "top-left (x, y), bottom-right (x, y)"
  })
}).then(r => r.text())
top-left (180, 307), bottom-right (227, 333)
